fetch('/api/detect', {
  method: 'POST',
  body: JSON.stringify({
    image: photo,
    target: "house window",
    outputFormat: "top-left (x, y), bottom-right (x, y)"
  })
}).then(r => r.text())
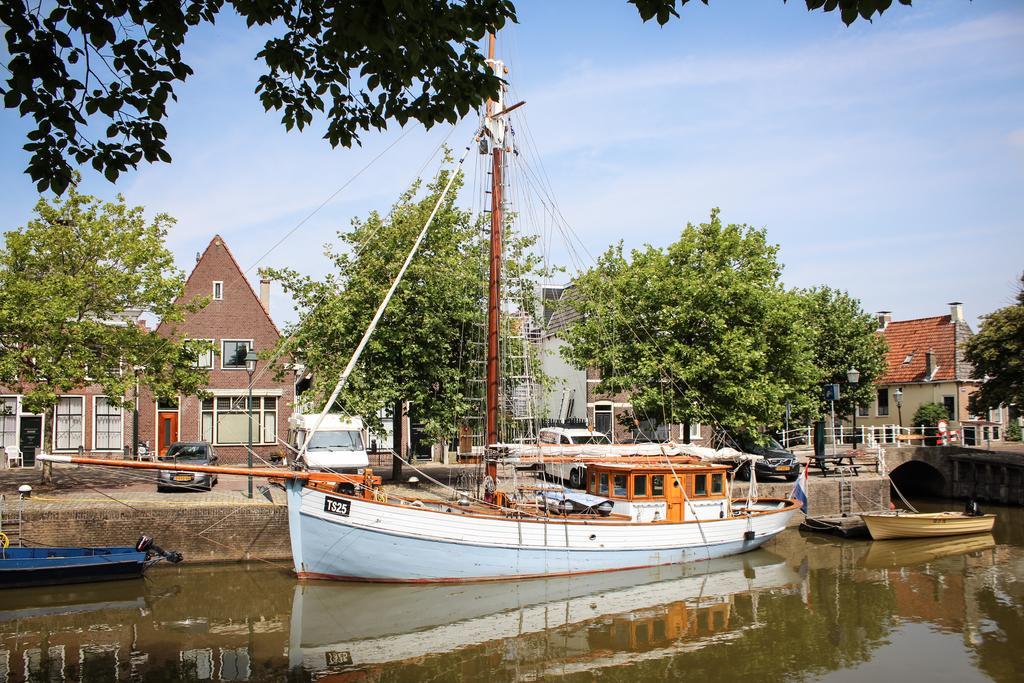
top-left (202, 396), bottom-right (277, 445)
top-left (93, 397), bottom-right (123, 451)
top-left (857, 403), bottom-right (870, 418)
top-left (213, 281), bottom-right (223, 300)
top-left (221, 340), bottom-right (253, 369)
top-left (877, 389), bottom-right (889, 417)
top-left (0, 397), bottom-right (17, 448)
top-left (594, 404), bottom-right (613, 435)
top-left (942, 396), bottom-right (955, 419)
top-left (54, 396), bottom-right (85, 451)
top-left (190, 339), bottom-right (215, 369)
top-left (990, 407), bottom-right (1003, 423)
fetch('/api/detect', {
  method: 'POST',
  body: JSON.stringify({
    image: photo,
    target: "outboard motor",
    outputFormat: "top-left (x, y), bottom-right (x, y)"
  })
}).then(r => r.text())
top-left (136, 535), bottom-right (184, 564)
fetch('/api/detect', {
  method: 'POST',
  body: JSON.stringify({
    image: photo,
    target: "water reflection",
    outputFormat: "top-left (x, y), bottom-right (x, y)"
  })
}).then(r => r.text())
top-left (1, 502), bottom-right (1023, 682)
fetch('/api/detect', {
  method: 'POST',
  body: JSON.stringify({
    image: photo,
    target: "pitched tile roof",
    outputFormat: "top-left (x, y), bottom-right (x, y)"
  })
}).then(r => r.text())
top-left (880, 315), bottom-right (974, 384)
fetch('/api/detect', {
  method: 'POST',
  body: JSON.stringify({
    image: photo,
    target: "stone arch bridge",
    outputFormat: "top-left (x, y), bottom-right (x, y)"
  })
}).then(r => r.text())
top-left (883, 446), bottom-right (1024, 505)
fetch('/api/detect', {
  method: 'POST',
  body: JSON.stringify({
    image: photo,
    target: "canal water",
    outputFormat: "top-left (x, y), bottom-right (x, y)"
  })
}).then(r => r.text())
top-left (2, 501), bottom-right (1022, 682)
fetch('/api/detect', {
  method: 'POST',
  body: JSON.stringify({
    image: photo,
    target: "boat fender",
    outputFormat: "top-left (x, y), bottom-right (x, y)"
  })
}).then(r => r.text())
top-left (411, 500), bottom-right (425, 508)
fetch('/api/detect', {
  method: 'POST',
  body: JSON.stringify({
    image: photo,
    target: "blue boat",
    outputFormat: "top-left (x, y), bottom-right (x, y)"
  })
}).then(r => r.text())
top-left (0, 537), bottom-right (182, 589)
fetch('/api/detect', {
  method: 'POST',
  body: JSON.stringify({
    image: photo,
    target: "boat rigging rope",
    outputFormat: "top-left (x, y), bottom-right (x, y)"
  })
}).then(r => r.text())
top-left (886, 475), bottom-right (919, 513)
top-left (662, 446), bottom-right (712, 562)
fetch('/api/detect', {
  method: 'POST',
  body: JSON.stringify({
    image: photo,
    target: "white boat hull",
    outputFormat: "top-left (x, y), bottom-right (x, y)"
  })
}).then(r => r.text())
top-left (286, 481), bottom-right (798, 582)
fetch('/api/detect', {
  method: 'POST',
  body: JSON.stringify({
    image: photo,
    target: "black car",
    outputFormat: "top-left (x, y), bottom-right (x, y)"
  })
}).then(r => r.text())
top-left (731, 434), bottom-right (799, 482)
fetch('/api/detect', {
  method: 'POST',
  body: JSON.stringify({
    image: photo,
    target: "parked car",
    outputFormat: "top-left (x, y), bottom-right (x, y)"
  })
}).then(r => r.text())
top-left (157, 442), bottom-right (219, 492)
top-left (730, 433), bottom-right (799, 482)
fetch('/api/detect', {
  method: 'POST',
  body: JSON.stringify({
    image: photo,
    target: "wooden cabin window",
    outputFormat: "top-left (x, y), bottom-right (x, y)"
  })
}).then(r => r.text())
top-left (599, 473), bottom-right (609, 495)
top-left (589, 471), bottom-right (597, 493)
top-left (613, 474), bottom-right (628, 497)
top-left (694, 474), bottom-right (708, 497)
top-left (651, 475), bottom-right (665, 497)
top-left (711, 473), bottom-right (724, 494)
top-left (633, 475), bottom-right (648, 498)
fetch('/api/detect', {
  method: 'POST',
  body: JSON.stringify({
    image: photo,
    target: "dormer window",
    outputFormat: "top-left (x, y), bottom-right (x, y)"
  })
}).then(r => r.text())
top-left (213, 281), bottom-right (223, 300)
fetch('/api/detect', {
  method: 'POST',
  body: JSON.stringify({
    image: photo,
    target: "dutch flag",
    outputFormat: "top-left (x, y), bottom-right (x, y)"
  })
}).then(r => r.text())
top-left (792, 459), bottom-right (810, 514)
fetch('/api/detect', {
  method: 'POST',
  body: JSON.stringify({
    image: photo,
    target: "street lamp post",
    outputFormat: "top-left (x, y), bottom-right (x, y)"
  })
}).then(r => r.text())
top-left (847, 367), bottom-right (860, 450)
top-left (244, 348), bottom-right (258, 499)
top-left (894, 387), bottom-right (904, 430)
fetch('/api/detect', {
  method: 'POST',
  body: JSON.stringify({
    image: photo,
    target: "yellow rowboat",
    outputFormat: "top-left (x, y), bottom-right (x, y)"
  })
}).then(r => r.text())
top-left (859, 511), bottom-right (995, 541)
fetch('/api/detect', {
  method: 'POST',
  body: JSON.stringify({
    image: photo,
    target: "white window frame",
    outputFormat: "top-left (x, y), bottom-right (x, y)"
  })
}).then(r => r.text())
top-left (0, 395), bottom-right (19, 449)
top-left (53, 395), bottom-right (86, 452)
top-left (92, 396), bottom-right (124, 452)
top-left (857, 403), bottom-right (870, 418)
top-left (201, 394), bottom-right (278, 446)
top-left (213, 280), bottom-right (224, 300)
top-left (990, 407), bottom-right (1003, 423)
top-left (190, 338), bottom-right (216, 369)
top-left (221, 339), bottom-right (253, 370)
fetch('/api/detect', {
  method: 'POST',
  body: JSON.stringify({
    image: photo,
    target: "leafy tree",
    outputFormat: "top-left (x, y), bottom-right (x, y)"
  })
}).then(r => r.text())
top-left (559, 208), bottom-right (817, 443)
top-left (912, 402), bottom-right (950, 428)
top-left (964, 274), bottom-right (1024, 414)
top-left (0, 186), bottom-right (212, 424)
top-left (265, 160), bottom-right (543, 449)
top-left (2, 0), bottom-right (913, 194)
top-left (797, 286), bottom-right (888, 420)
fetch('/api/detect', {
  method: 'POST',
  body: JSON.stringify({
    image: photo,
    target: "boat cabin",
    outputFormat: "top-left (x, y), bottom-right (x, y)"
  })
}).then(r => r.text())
top-left (585, 462), bottom-right (732, 523)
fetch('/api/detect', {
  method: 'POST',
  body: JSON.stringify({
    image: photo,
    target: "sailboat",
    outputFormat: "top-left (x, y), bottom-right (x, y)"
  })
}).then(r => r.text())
top-left (40, 34), bottom-right (799, 583)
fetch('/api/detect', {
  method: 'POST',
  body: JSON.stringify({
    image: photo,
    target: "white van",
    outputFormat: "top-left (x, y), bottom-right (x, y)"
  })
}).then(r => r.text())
top-left (537, 427), bottom-right (612, 488)
top-left (289, 414), bottom-right (370, 472)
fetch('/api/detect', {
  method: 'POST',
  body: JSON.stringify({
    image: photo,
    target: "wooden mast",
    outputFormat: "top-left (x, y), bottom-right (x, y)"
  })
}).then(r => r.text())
top-left (485, 33), bottom-right (503, 450)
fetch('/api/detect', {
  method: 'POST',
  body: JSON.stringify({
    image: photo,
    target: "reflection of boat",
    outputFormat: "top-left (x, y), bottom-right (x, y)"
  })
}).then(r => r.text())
top-left (289, 551), bottom-right (800, 674)
top-left (0, 582), bottom-right (146, 622)
top-left (861, 534), bottom-right (996, 569)
top-left (859, 512), bottom-right (996, 540)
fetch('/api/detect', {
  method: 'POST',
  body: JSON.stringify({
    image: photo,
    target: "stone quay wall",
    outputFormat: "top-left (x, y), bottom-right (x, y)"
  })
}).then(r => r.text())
top-left (18, 500), bottom-right (292, 564)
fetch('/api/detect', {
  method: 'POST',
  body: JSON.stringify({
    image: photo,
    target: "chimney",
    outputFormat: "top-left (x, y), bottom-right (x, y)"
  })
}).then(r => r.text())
top-left (925, 349), bottom-right (936, 380)
top-left (877, 311), bottom-right (892, 330)
top-left (259, 278), bottom-right (271, 313)
top-left (948, 301), bottom-right (963, 323)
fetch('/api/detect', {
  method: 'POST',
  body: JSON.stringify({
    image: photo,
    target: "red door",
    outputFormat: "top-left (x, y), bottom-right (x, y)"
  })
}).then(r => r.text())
top-left (158, 412), bottom-right (179, 458)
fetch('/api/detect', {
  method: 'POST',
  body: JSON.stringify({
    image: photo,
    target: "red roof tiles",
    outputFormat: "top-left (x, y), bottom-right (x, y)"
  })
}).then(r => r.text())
top-left (880, 315), bottom-right (961, 383)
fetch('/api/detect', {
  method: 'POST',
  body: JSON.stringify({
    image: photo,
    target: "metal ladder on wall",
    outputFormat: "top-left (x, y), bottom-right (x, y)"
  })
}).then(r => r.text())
top-left (838, 476), bottom-right (854, 516)
top-left (0, 493), bottom-right (23, 549)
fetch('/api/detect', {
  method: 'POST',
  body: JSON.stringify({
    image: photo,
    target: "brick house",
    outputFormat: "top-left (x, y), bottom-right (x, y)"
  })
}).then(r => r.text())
top-left (137, 235), bottom-right (294, 464)
top-left (854, 302), bottom-right (1009, 445)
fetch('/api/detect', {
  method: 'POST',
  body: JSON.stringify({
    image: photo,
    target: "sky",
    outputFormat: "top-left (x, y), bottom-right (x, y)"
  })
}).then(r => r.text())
top-left (1, 0), bottom-right (1022, 332)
